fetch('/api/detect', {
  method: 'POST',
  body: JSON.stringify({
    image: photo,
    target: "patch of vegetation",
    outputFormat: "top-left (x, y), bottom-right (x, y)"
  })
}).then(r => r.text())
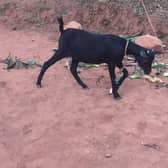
top-left (0, 2), bottom-right (16, 16)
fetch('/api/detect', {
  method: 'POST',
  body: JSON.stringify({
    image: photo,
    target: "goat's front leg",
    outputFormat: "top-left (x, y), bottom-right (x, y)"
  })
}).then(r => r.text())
top-left (70, 58), bottom-right (89, 89)
top-left (116, 68), bottom-right (129, 90)
top-left (109, 67), bottom-right (129, 97)
top-left (107, 63), bottom-right (121, 99)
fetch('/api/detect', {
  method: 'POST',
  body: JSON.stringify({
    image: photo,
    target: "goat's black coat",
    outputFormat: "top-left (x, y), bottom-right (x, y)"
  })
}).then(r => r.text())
top-left (36, 16), bottom-right (161, 99)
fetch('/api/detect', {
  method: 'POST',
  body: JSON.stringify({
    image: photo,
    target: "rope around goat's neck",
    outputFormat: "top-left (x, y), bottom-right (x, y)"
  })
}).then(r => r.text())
top-left (119, 40), bottom-right (129, 73)
top-left (124, 39), bottom-right (129, 59)
top-left (122, 40), bottom-right (129, 69)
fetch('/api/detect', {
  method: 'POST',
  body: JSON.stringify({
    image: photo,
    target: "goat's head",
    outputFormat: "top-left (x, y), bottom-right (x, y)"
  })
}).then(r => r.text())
top-left (136, 49), bottom-right (162, 74)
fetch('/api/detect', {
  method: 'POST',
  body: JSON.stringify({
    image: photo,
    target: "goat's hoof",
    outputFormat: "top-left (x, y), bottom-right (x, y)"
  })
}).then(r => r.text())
top-left (83, 85), bottom-right (89, 90)
top-left (84, 86), bottom-right (90, 90)
top-left (113, 93), bottom-right (121, 100)
top-left (114, 96), bottom-right (122, 100)
top-left (36, 83), bottom-right (42, 88)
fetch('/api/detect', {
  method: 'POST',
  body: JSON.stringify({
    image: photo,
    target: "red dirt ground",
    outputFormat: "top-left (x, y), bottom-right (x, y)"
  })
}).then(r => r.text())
top-left (0, 1), bottom-right (168, 168)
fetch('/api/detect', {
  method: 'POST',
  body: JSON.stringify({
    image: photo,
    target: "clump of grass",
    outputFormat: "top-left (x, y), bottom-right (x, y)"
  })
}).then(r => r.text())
top-left (0, 2), bottom-right (16, 16)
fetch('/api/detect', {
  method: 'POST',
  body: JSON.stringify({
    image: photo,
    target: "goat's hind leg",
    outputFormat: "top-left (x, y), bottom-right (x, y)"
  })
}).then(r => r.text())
top-left (36, 50), bottom-right (64, 87)
top-left (70, 58), bottom-right (89, 89)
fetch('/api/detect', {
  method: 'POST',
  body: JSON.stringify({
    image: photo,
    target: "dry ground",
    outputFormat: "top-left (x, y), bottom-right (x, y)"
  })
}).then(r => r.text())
top-left (0, 1), bottom-right (168, 168)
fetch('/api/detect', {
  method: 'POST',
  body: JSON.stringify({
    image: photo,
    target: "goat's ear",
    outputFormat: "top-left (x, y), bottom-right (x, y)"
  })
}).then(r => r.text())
top-left (153, 50), bottom-right (162, 55)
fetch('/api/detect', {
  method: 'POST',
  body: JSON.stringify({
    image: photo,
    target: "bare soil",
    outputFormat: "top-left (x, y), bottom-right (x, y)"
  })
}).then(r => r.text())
top-left (0, 1), bottom-right (168, 168)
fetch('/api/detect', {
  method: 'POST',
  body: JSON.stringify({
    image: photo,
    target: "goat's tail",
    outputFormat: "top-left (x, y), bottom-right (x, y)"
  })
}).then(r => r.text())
top-left (57, 16), bottom-right (64, 34)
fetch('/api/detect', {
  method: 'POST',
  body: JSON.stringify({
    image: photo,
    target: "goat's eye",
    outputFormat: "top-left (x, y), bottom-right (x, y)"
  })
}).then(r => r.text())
top-left (147, 50), bottom-right (150, 54)
top-left (140, 50), bottom-right (148, 58)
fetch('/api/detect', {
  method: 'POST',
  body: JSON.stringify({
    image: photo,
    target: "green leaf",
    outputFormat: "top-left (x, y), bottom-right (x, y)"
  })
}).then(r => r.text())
top-left (130, 73), bottom-right (140, 79)
top-left (163, 72), bottom-right (168, 77)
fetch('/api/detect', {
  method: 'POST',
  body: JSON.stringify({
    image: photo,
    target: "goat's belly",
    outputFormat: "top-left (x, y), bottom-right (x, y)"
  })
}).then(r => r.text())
top-left (75, 55), bottom-right (108, 64)
top-left (82, 59), bottom-right (105, 64)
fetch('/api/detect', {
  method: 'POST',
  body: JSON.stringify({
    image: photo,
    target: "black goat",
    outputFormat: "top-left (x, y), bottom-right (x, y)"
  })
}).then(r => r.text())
top-left (36, 16), bottom-right (161, 99)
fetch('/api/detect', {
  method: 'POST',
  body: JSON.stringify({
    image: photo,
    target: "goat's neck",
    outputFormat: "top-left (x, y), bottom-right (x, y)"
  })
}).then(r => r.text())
top-left (127, 41), bottom-right (144, 57)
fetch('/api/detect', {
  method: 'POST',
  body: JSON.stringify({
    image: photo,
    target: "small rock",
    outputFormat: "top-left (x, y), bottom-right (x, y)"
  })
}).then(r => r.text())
top-left (105, 153), bottom-right (113, 158)
top-left (12, 26), bottom-right (17, 31)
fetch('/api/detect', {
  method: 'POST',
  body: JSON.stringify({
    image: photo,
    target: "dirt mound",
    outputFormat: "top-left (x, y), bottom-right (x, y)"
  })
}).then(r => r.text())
top-left (0, 0), bottom-right (167, 47)
top-left (0, 1), bottom-right (168, 168)
top-left (135, 34), bottom-right (163, 50)
top-left (0, 0), bottom-right (167, 35)
top-left (0, 0), bottom-right (141, 33)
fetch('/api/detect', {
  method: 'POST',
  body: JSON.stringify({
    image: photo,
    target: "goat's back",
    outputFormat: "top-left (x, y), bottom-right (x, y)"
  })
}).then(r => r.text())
top-left (58, 28), bottom-right (126, 64)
